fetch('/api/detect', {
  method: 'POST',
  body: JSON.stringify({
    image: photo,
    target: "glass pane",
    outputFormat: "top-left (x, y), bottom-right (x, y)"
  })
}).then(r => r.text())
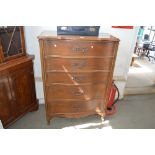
top-left (0, 26), bottom-right (23, 58)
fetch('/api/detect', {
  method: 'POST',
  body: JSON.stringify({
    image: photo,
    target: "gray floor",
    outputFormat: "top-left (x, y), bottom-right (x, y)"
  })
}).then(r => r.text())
top-left (125, 58), bottom-right (155, 95)
top-left (8, 94), bottom-right (155, 129)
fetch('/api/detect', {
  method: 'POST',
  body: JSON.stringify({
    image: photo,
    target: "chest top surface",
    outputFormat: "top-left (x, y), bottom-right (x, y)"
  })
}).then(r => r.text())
top-left (38, 31), bottom-right (120, 42)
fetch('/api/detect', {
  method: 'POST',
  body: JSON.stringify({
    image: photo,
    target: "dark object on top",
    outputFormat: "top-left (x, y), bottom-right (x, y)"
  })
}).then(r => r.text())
top-left (57, 26), bottom-right (100, 36)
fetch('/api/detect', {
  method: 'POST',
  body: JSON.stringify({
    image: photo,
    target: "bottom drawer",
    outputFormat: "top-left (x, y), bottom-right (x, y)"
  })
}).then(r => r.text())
top-left (47, 99), bottom-right (104, 114)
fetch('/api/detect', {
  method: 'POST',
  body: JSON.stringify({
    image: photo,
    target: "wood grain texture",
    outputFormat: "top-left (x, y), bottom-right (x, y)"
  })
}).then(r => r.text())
top-left (38, 32), bottom-right (119, 124)
top-left (46, 83), bottom-right (106, 101)
top-left (45, 57), bottom-right (113, 71)
top-left (47, 99), bottom-right (103, 114)
top-left (45, 40), bottom-right (115, 57)
top-left (0, 56), bottom-right (39, 128)
top-left (46, 71), bottom-right (109, 84)
top-left (0, 26), bottom-right (38, 128)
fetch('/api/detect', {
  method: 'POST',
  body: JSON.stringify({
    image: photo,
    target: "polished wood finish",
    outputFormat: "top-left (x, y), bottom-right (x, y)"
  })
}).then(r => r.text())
top-left (46, 83), bottom-right (106, 101)
top-left (0, 56), bottom-right (39, 128)
top-left (45, 57), bottom-right (113, 71)
top-left (47, 99), bottom-right (103, 114)
top-left (0, 27), bottom-right (38, 128)
top-left (45, 40), bottom-right (115, 57)
top-left (46, 71), bottom-right (109, 84)
top-left (38, 31), bottom-right (119, 124)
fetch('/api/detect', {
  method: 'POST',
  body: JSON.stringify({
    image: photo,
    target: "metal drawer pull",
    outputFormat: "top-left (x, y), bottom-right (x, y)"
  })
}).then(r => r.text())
top-left (72, 76), bottom-right (86, 82)
top-left (71, 61), bottom-right (87, 68)
top-left (72, 105), bottom-right (80, 108)
top-left (72, 91), bottom-right (84, 96)
top-left (72, 47), bottom-right (88, 52)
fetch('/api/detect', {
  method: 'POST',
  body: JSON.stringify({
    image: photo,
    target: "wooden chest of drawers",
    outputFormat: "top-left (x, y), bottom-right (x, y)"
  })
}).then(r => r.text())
top-left (38, 31), bottom-right (119, 124)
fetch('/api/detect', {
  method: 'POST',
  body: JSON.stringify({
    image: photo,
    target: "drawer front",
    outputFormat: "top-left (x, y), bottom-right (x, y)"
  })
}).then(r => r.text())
top-left (46, 83), bottom-right (106, 101)
top-left (45, 40), bottom-right (115, 57)
top-left (46, 72), bottom-right (109, 84)
top-left (47, 99), bottom-right (103, 114)
top-left (45, 57), bottom-right (112, 71)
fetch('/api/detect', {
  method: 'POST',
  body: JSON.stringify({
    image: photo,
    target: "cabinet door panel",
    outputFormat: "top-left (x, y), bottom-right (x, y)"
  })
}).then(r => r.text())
top-left (0, 76), bottom-right (14, 124)
top-left (10, 64), bottom-right (36, 114)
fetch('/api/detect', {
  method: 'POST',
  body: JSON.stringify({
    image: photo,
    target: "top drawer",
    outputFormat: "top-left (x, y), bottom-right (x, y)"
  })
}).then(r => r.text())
top-left (44, 40), bottom-right (115, 57)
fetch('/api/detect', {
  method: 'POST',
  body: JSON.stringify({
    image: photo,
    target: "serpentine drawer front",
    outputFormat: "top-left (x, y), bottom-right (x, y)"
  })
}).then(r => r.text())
top-left (38, 31), bottom-right (119, 124)
top-left (45, 40), bottom-right (115, 57)
top-left (46, 83), bottom-right (106, 101)
top-left (45, 71), bottom-right (109, 84)
top-left (45, 57), bottom-right (113, 71)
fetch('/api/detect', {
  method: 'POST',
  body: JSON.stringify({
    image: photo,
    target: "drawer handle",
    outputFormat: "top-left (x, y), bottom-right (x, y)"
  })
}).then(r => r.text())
top-left (72, 47), bottom-right (88, 53)
top-left (71, 62), bottom-right (87, 68)
top-left (72, 76), bottom-right (86, 82)
top-left (72, 105), bottom-right (80, 109)
top-left (72, 91), bottom-right (84, 96)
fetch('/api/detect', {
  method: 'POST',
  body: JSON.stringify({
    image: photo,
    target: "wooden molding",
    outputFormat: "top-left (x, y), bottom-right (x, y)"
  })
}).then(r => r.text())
top-left (35, 76), bottom-right (127, 83)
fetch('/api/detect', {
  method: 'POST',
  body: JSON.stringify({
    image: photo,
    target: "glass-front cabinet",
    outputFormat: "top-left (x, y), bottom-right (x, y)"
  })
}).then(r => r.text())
top-left (0, 26), bottom-right (26, 63)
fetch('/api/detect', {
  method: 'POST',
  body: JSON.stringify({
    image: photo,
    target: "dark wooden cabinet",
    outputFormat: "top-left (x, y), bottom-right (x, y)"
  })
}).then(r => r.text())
top-left (38, 31), bottom-right (119, 124)
top-left (0, 76), bottom-right (14, 125)
top-left (0, 26), bottom-right (38, 128)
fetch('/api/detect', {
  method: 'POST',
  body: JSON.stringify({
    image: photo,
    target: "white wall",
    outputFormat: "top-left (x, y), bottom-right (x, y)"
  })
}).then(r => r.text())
top-left (24, 27), bottom-right (55, 103)
top-left (100, 27), bottom-right (139, 99)
top-left (24, 26), bottom-right (138, 103)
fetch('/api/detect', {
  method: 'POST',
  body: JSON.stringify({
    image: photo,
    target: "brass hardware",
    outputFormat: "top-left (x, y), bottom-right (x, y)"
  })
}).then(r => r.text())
top-left (72, 105), bottom-right (80, 109)
top-left (72, 91), bottom-right (84, 96)
top-left (72, 75), bottom-right (87, 82)
top-left (72, 47), bottom-right (88, 53)
top-left (71, 61), bottom-right (87, 68)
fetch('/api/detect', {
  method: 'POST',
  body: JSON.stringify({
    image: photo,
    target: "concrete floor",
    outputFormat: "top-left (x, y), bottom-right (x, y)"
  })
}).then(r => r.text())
top-left (8, 94), bottom-right (155, 129)
top-left (125, 58), bottom-right (155, 95)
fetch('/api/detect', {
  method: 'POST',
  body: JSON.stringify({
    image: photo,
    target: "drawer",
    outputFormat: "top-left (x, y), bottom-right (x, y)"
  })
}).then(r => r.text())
top-left (45, 57), bottom-right (113, 71)
top-left (46, 83), bottom-right (106, 101)
top-left (46, 71), bottom-right (109, 84)
top-left (47, 99), bottom-right (103, 114)
top-left (44, 40), bottom-right (115, 57)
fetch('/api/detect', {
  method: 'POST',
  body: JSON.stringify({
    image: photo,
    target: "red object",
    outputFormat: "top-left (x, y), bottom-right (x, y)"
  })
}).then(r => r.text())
top-left (112, 26), bottom-right (133, 29)
top-left (106, 81), bottom-right (117, 116)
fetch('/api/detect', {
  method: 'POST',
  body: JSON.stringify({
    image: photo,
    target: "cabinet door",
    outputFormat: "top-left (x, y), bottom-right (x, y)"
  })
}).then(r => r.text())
top-left (0, 76), bottom-right (14, 125)
top-left (10, 64), bottom-right (36, 114)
